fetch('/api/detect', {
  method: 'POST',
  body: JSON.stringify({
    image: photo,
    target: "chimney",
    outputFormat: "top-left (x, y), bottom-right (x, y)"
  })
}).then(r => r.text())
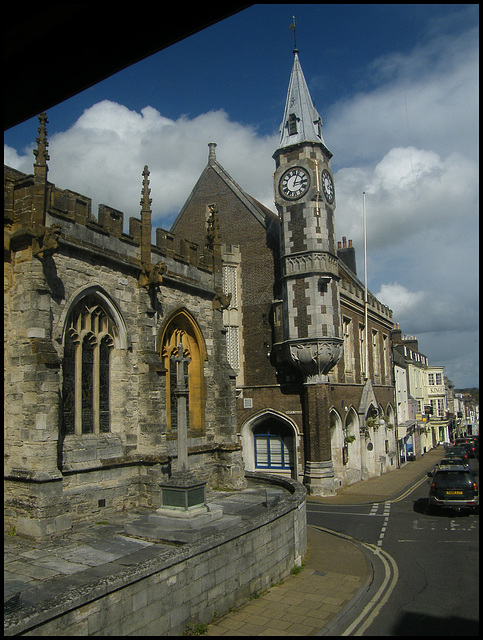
top-left (404, 335), bottom-right (419, 351)
top-left (391, 325), bottom-right (403, 344)
top-left (337, 237), bottom-right (357, 275)
top-left (208, 142), bottom-right (217, 164)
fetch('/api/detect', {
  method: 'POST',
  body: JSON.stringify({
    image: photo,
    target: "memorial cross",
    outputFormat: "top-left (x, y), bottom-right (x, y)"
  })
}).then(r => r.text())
top-left (171, 343), bottom-right (191, 473)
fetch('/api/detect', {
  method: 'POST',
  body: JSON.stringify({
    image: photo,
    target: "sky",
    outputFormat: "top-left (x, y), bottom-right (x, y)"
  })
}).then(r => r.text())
top-left (4, 4), bottom-right (479, 389)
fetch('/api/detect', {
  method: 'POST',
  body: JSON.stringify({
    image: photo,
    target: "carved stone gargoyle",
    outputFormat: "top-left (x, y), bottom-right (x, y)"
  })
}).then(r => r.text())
top-left (212, 289), bottom-right (232, 311)
top-left (33, 223), bottom-right (62, 259)
top-left (138, 260), bottom-right (167, 290)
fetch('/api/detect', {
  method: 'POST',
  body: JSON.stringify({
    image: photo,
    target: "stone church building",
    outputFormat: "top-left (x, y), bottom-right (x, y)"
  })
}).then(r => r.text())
top-left (4, 115), bottom-right (246, 538)
top-left (4, 50), bottom-right (396, 538)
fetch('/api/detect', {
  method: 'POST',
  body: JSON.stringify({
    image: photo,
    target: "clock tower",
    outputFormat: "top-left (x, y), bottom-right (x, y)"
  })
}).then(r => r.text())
top-left (272, 48), bottom-right (343, 495)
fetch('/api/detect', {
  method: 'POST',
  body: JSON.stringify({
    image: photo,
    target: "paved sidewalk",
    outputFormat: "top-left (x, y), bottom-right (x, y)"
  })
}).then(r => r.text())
top-left (205, 447), bottom-right (443, 636)
top-left (204, 526), bottom-right (369, 636)
top-left (310, 446), bottom-right (443, 505)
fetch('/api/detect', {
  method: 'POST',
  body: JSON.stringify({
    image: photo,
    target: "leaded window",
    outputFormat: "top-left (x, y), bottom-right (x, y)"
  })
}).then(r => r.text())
top-left (62, 295), bottom-right (116, 435)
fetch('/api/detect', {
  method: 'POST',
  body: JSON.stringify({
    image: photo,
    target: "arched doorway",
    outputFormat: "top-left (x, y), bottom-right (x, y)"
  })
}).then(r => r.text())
top-left (345, 407), bottom-right (361, 484)
top-left (240, 410), bottom-right (299, 479)
top-left (330, 409), bottom-right (344, 476)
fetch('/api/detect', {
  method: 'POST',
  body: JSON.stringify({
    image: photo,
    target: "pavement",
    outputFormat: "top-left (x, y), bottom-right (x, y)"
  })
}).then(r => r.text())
top-left (4, 447), bottom-right (443, 636)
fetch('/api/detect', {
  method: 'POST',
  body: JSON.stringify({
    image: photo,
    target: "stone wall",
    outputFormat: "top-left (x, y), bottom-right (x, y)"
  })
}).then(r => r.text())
top-left (4, 162), bottom-right (245, 539)
top-left (5, 474), bottom-right (307, 637)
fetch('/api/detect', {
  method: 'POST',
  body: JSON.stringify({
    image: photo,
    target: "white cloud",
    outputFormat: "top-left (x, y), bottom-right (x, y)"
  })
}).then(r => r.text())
top-left (6, 100), bottom-right (278, 230)
top-left (4, 144), bottom-right (32, 173)
top-left (376, 283), bottom-right (425, 318)
top-left (325, 27), bottom-right (478, 183)
top-left (334, 146), bottom-right (477, 250)
top-left (328, 22), bottom-right (478, 387)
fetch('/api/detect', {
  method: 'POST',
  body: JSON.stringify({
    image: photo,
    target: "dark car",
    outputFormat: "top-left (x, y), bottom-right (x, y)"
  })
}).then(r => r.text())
top-left (444, 446), bottom-right (469, 463)
top-left (437, 457), bottom-right (470, 470)
top-left (454, 437), bottom-right (477, 458)
top-left (468, 435), bottom-right (479, 459)
top-left (428, 467), bottom-right (479, 513)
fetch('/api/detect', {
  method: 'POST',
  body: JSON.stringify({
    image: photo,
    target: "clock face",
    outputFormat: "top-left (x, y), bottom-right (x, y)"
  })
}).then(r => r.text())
top-left (279, 167), bottom-right (310, 200)
top-left (322, 169), bottom-right (335, 204)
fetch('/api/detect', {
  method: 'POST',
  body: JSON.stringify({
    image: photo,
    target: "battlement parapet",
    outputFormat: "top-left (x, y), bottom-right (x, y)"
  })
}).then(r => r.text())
top-left (4, 166), bottom-right (214, 273)
top-left (339, 274), bottom-right (393, 321)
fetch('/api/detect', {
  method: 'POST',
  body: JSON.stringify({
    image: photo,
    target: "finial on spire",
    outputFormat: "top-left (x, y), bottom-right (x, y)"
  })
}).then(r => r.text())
top-left (140, 165), bottom-right (152, 212)
top-left (140, 165), bottom-right (153, 268)
top-left (33, 112), bottom-right (50, 170)
top-left (289, 16), bottom-right (298, 53)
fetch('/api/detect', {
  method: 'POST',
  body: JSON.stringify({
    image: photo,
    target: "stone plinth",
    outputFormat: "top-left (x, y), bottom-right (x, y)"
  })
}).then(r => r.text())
top-left (159, 471), bottom-right (207, 514)
top-left (124, 470), bottom-right (242, 542)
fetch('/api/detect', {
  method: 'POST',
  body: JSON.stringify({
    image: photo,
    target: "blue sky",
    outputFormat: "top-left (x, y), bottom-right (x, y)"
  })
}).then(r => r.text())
top-left (4, 4), bottom-right (478, 388)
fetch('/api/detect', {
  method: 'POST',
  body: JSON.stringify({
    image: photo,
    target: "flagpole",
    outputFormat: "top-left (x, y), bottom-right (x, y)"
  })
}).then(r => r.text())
top-left (363, 191), bottom-right (369, 380)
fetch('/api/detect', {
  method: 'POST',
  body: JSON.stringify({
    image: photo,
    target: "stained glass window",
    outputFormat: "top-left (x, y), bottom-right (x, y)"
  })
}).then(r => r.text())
top-left (99, 336), bottom-right (110, 433)
top-left (62, 332), bottom-right (75, 435)
top-left (81, 336), bottom-right (94, 433)
top-left (62, 294), bottom-right (116, 435)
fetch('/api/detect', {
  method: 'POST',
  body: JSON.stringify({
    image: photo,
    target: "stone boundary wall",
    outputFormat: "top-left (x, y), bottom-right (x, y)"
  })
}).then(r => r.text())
top-left (5, 473), bottom-right (306, 636)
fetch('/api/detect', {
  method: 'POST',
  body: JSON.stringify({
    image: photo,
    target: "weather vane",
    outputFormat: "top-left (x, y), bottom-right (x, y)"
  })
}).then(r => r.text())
top-left (289, 15), bottom-right (297, 51)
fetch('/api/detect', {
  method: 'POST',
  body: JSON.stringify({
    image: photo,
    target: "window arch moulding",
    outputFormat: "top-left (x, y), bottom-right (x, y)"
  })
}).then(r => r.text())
top-left (159, 308), bottom-right (208, 434)
top-left (55, 284), bottom-right (129, 350)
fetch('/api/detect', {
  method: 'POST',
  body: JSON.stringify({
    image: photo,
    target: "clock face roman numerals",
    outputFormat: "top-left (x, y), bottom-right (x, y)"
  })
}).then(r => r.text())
top-left (280, 167), bottom-right (310, 200)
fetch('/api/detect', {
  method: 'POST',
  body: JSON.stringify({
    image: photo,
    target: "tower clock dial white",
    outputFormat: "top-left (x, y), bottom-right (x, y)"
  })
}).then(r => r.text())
top-left (279, 166), bottom-right (310, 200)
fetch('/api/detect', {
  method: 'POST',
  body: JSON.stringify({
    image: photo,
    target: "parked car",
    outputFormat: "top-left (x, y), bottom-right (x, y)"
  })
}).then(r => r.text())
top-left (468, 435), bottom-right (479, 459)
top-left (453, 437), bottom-right (477, 458)
top-left (427, 467), bottom-right (479, 514)
top-left (437, 457), bottom-right (470, 471)
top-left (444, 446), bottom-right (469, 463)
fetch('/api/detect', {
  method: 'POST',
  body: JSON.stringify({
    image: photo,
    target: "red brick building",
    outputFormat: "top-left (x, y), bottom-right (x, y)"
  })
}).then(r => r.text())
top-left (171, 51), bottom-right (396, 494)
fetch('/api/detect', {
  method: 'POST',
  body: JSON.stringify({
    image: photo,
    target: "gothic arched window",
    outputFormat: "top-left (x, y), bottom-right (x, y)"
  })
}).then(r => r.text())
top-left (160, 310), bottom-right (206, 434)
top-left (62, 295), bottom-right (117, 435)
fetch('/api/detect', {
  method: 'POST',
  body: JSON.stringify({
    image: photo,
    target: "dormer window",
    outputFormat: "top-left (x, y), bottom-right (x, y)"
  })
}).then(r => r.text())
top-left (314, 117), bottom-right (322, 139)
top-left (288, 113), bottom-right (298, 135)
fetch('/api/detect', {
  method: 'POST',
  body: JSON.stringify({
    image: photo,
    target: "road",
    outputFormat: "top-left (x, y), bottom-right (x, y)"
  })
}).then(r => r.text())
top-left (307, 459), bottom-right (479, 636)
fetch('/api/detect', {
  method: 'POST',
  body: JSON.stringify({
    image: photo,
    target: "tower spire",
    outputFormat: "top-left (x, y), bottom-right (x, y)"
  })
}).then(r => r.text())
top-left (275, 50), bottom-right (327, 154)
